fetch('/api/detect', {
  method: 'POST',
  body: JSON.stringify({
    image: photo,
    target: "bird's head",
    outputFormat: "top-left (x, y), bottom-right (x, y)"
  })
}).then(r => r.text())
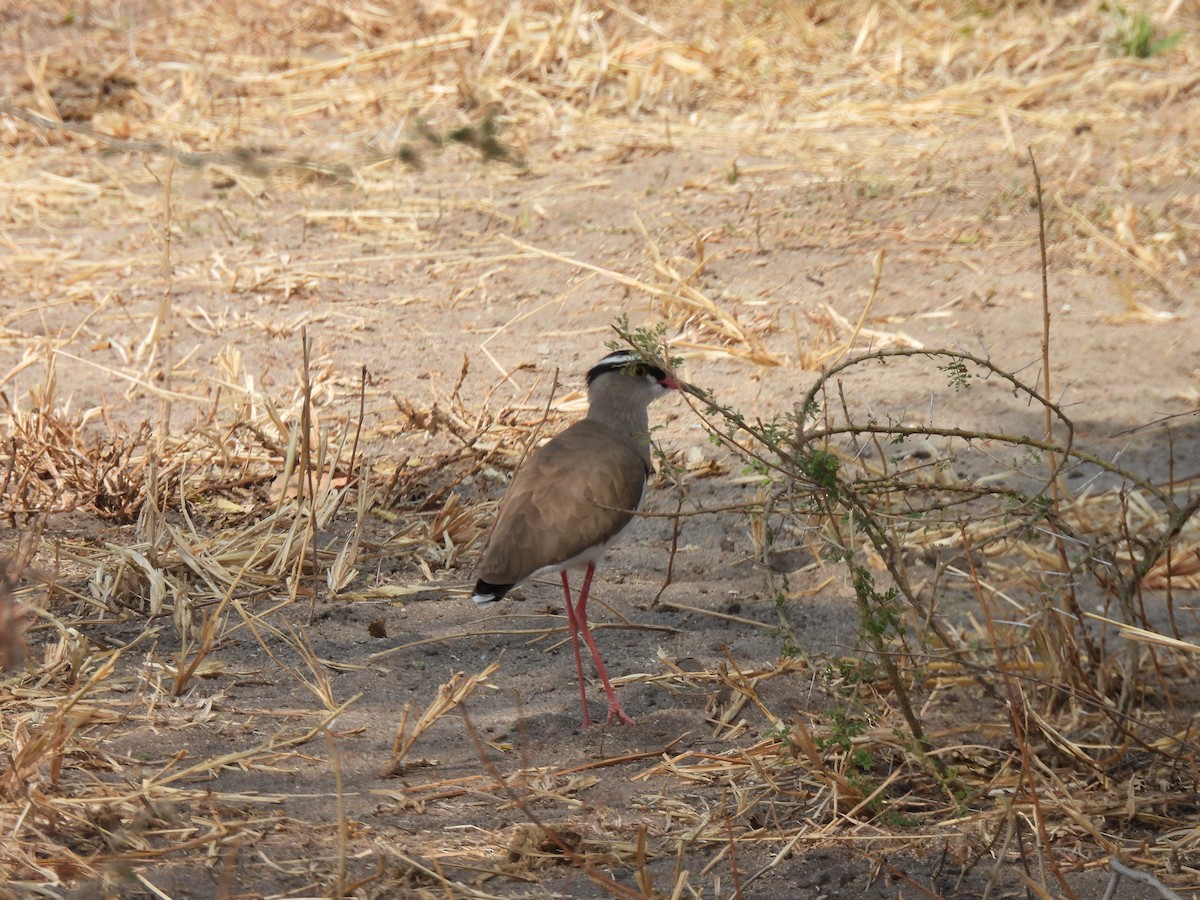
top-left (586, 350), bottom-right (686, 403)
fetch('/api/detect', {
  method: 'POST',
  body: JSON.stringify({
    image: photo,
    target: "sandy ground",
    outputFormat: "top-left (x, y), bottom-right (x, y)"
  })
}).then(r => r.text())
top-left (2, 2), bottom-right (1200, 897)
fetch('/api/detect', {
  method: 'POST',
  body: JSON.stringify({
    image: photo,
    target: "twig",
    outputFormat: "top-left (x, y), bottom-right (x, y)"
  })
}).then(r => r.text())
top-left (301, 327), bottom-right (320, 624)
top-left (1103, 858), bottom-right (1183, 900)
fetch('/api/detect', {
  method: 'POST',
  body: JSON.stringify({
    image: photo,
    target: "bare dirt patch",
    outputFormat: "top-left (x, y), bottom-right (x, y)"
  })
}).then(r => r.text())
top-left (2, 2), bottom-right (1199, 898)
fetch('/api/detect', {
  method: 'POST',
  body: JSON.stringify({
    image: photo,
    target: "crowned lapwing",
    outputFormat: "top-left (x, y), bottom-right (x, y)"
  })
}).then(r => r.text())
top-left (471, 350), bottom-right (684, 728)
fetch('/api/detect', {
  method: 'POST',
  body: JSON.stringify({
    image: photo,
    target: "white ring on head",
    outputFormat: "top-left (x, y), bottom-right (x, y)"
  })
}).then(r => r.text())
top-left (596, 351), bottom-right (640, 367)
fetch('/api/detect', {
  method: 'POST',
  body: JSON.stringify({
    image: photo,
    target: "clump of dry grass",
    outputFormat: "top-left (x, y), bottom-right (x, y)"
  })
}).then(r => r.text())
top-left (0, 335), bottom-right (502, 889)
top-left (0, 309), bottom-right (647, 890)
top-left (0, 353), bottom-right (160, 524)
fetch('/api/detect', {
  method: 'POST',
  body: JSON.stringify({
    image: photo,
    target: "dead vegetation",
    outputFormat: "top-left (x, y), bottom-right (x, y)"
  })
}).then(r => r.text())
top-left (2, 0), bottom-right (1199, 897)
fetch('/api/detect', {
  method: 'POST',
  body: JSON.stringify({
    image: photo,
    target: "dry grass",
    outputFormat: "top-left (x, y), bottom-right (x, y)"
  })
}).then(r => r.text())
top-left (0, 558), bottom-right (26, 673)
top-left (2, 0), bottom-right (1199, 896)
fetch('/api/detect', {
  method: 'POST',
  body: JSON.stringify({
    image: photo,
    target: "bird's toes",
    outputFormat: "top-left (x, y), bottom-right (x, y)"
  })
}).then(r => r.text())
top-left (606, 706), bottom-right (637, 726)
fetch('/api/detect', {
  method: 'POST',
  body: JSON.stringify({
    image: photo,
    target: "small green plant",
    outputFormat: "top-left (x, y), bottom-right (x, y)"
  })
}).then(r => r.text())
top-left (815, 705), bottom-right (875, 790)
top-left (853, 568), bottom-right (904, 644)
top-left (799, 449), bottom-right (839, 491)
top-left (828, 656), bottom-right (880, 687)
top-left (1108, 3), bottom-right (1183, 58)
top-left (816, 706), bottom-right (867, 754)
top-left (939, 359), bottom-right (970, 390)
top-left (743, 458), bottom-right (771, 484)
top-left (882, 810), bottom-right (921, 828)
top-left (607, 314), bottom-right (683, 371)
top-left (764, 720), bottom-right (793, 744)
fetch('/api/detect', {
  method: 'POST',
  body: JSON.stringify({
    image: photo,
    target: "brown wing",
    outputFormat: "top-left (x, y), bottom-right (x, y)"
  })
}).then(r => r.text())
top-left (476, 420), bottom-right (649, 586)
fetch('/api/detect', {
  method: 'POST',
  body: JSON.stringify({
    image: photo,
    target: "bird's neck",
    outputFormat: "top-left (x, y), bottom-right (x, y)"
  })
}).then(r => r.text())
top-left (586, 403), bottom-right (650, 439)
top-left (585, 394), bottom-right (653, 463)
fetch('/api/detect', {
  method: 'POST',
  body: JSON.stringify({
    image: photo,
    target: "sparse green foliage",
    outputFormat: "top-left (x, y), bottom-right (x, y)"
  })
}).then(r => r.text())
top-left (1107, 2), bottom-right (1184, 58)
top-left (617, 309), bottom-right (1198, 850)
top-left (608, 314), bottom-right (684, 372)
top-left (816, 705), bottom-right (867, 755)
top-left (850, 565), bottom-right (904, 643)
top-left (800, 448), bottom-right (839, 492)
top-left (939, 359), bottom-right (970, 390)
top-left (814, 699), bottom-right (876, 791)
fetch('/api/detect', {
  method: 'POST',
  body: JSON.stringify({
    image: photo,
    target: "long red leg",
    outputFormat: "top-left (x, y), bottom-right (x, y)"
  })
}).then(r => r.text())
top-left (574, 563), bottom-right (636, 726)
top-left (561, 571), bottom-right (592, 729)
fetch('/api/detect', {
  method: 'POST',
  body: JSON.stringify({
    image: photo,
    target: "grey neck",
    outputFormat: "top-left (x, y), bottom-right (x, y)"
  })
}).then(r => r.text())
top-left (585, 377), bottom-right (654, 462)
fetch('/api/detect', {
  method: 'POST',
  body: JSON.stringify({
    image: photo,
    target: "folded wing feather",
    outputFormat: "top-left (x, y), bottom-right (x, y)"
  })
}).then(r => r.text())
top-left (477, 420), bottom-right (649, 586)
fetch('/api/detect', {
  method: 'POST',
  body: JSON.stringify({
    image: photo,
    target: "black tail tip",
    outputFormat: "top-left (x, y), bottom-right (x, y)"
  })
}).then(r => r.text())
top-left (471, 580), bottom-right (512, 607)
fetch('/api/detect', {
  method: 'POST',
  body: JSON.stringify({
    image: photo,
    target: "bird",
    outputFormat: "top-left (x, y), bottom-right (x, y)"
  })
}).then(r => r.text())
top-left (471, 350), bottom-right (685, 728)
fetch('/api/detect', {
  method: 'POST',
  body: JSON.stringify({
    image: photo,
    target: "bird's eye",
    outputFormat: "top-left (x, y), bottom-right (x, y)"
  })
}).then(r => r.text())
top-left (631, 363), bottom-right (648, 378)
